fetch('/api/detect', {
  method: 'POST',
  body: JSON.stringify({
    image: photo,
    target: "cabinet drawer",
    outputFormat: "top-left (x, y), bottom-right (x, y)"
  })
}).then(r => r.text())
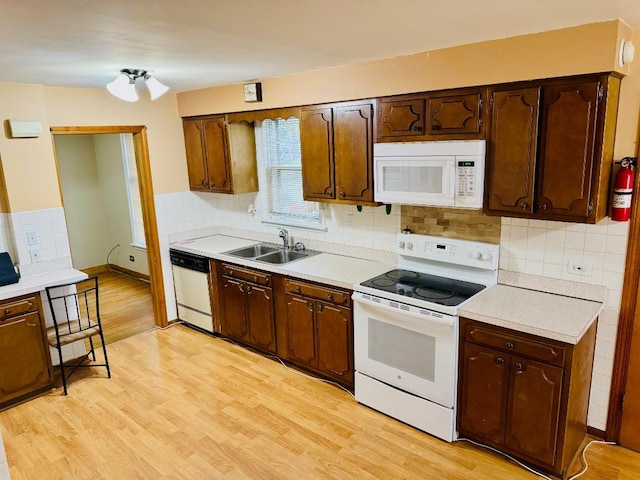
top-left (464, 324), bottom-right (565, 367)
top-left (222, 264), bottom-right (271, 286)
top-left (284, 279), bottom-right (351, 307)
top-left (0, 296), bottom-right (37, 321)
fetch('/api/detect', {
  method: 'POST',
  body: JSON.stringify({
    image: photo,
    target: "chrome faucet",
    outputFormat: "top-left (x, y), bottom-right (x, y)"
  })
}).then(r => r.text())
top-left (278, 228), bottom-right (289, 249)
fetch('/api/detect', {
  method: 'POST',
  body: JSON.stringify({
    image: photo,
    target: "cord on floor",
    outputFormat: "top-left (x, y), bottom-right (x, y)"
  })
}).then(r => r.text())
top-left (217, 335), bottom-right (356, 399)
top-left (457, 437), bottom-right (617, 480)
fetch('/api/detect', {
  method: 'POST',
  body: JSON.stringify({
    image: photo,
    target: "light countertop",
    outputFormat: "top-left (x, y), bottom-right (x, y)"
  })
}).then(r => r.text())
top-left (0, 268), bottom-right (88, 302)
top-left (458, 284), bottom-right (602, 344)
top-left (171, 235), bottom-right (393, 290)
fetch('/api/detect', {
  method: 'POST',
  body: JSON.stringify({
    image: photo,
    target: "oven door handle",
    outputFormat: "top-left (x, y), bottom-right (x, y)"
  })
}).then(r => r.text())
top-left (352, 293), bottom-right (456, 327)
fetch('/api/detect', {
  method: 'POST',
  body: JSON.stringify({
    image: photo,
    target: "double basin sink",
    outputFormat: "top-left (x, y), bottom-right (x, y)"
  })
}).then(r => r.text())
top-left (224, 243), bottom-right (318, 265)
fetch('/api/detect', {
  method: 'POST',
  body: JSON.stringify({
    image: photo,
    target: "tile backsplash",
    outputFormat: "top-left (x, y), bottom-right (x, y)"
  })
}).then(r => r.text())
top-left (499, 216), bottom-right (627, 430)
top-left (401, 206), bottom-right (501, 243)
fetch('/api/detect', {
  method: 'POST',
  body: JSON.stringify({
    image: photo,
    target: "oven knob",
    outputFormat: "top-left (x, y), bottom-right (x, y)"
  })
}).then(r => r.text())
top-left (406, 242), bottom-right (413, 250)
top-left (481, 252), bottom-right (492, 261)
top-left (471, 250), bottom-right (481, 260)
top-left (398, 240), bottom-right (405, 249)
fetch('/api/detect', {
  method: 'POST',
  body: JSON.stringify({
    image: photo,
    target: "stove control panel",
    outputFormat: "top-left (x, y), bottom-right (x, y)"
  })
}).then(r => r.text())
top-left (397, 233), bottom-right (499, 271)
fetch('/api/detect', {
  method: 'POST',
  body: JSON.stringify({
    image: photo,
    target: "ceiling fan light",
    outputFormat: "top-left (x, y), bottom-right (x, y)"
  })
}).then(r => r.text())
top-left (144, 74), bottom-right (169, 100)
top-left (106, 73), bottom-right (139, 102)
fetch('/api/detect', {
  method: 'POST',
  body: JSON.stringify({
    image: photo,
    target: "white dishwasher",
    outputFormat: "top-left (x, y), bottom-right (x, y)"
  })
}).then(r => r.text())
top-left (170, 249), bottom-right (214, 333)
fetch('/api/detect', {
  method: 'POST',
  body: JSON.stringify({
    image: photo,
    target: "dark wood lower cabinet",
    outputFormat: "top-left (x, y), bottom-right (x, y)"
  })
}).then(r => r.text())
top-left (0, 294), bottom-right (53, 406)
top-left (219, 264), bottom-right (276, 355)
top-left (458, 317), bottom-right (597, 478)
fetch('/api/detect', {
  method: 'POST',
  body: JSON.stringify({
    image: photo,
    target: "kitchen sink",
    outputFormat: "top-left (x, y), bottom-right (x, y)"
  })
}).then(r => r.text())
top-left (223, 242), bottom-right (318, 264)
top-left (224, 244), bottom-right (279, 258)
top-left (254, 250), bottom-right (309, 264)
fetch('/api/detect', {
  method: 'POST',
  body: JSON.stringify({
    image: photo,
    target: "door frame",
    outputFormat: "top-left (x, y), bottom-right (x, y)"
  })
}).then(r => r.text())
top-left (50, 125), bottom-right (167, 328)
top-left (607, 141), bottom-right (640, 441)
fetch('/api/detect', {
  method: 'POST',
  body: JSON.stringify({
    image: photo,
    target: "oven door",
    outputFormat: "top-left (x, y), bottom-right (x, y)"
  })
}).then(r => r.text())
top-left (353, 292), bottom-right (458, 408)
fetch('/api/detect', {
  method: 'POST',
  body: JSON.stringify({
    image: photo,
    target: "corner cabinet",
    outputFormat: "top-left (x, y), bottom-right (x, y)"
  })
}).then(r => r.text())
top-left (484, 74), bottom-right (621, 223)
top-left (458, 318), bottom-right (597, 478)
top-left (278, 278), bottom-right (353, 388)
top-left (377, 87), bottom-right (485, 141)
top-left (300, 100), bottom-right (377, 206)
top-left (0, 293), bottom-right (53, 405)
top-left (182, 116), bottom-right (258, 194)
top-left (218, 263), bottom-right (276, 354)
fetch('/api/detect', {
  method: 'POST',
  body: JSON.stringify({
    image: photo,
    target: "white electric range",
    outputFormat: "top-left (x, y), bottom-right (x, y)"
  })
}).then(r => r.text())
top-left (352, 232), bottom-right (499, 441)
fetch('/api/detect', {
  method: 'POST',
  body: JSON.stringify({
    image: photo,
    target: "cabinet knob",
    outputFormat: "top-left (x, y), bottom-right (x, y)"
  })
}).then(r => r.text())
top-left (431, 125), bottom-right (441, 131)
top-left (539, 203), bottom-right (548, 210)
top-left (506, 342), bottom-right (514, 349)
top-left (295, 286), bottom-right (301, 293)
top-left (515, 362), bottom-right (523, 370)
top-left (339, 191), bottom-right (346, 199)
top-left (413, 126), bottom-right (423, 132)
top-left (246, 285), bottom-right (252, 294)
top-left (254, 276), bottom-right (258, 283)
top-left (496, 357), bottom-right (505, 365)
top-left (4, 309), bottom-right (10, 315)
top-left (327, 294), bottom-right (334, 302)
top-left (308, 302), bottom-right (314, 311)
top-left (238, 284), bottom-right (244, 293)
top-left (327, 189), bottom-right (333, 196)
top-left (201, 179), bottom-right (207, 186)
top-left (519, 202), bottom-right (529, 210)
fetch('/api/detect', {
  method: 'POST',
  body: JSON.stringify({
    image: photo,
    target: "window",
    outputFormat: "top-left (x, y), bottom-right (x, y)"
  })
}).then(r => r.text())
top-left (121, 134), bottom-right (146, 248)
top-left (260, 118), bottom-right (321, 228)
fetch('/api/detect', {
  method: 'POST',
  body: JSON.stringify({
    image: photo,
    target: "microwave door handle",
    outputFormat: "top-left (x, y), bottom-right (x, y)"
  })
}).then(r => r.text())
top-left (450, 162), bottom-right (457, 200)
top-left (352, 293), bottom-right (455, 327)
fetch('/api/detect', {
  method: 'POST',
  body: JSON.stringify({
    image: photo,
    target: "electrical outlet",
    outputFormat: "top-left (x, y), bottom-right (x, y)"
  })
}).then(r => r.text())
top-left (26, 231), bottom-right (38, 246)
top-left (567, 260), bottom-right (592, 276)
top-left (129, 255), bottom-right (135, 262)
top-left (30, 249), bottom-right (42, 263)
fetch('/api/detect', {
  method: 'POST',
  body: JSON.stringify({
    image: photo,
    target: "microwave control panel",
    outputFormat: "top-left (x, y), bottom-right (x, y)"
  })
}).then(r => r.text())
top-left (454, 156), bottom-right (484, 208)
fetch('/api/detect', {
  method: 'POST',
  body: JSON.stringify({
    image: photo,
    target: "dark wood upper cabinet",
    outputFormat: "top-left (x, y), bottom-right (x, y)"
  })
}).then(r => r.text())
top-left (182, 116), bottom-right (258, 195)
top-left (427, 92), bottom-right (482, 135)
top-left (377, 88), bottom-right (484, 142)
top-left (485, 87), bottom-right (540, 214)
top-left (485, 74), bottom-right (621, 223)
top-left (300, 106), bottom-right (335, 200)
top-left (378, 97), bottom-right (426, 137)
top-left (300, 100), bottom-right (377, 206)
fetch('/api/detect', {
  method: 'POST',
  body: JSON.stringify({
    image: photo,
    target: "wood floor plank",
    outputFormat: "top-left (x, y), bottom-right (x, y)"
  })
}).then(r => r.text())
top-left (2, 324), bottom-right (640, 479)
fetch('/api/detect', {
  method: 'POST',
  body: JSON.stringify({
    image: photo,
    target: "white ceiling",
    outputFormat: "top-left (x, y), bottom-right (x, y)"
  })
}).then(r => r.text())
top-left (2, 0), bottom-right (640, 93)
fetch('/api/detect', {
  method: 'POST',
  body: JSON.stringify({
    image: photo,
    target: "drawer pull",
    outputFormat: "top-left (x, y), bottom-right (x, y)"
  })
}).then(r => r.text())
top-left (506, 342), bottom-right (514, 349)
top-left (496, 357), bottom-right (505, 365)
top-left (295, 286), bottom-right (301, 293)
top-left (4, 309), bottom-right (10, 315)
top-left (327, 294), bottom-right (334, 302)
top-left (254, 276), bottom-right (258, 283)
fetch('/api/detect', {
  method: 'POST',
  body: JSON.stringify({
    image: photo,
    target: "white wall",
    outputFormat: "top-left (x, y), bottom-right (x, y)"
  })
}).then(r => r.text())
top-left (55, 135), bottom-right (110, 269)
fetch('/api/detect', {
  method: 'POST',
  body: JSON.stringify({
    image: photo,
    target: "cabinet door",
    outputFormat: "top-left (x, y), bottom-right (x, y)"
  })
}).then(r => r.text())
top-left (0, 313), bottom-right (52, 403)
top-left (458, 343), bottom-right (510, 445)
top-left (183, 119), bottom-right (209, 191)
top-left (246, 284), bottom-right (276, 354)
top-left (284, 294), bottom-right (317, 368)
top-left (505, 355), bottom-right (563, 468)
top-left (203, 117), bottom-right (232, 193)
top-left (535, 81), bottom-right (600, 218)
top-left (316, 301), bottom-right (353, 385)
top-left (427, 93), bottom-right (481, 135)
top-left (220, 277), bottom-right (248, 341)
top-left (486, 88), bottom-right (540, 214)
top-left (300, 106), bottom-right (335, 200)
top-left (334, 103), bottom-right (375, 204)
top-left (378, 97), bottom-right (426, 138)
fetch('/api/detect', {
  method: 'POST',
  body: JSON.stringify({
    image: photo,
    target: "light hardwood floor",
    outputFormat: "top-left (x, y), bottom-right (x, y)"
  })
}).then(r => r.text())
top-left (1, 325), bottom-right (639, 480)
top-left (95, 270), bottom-right (156, 345)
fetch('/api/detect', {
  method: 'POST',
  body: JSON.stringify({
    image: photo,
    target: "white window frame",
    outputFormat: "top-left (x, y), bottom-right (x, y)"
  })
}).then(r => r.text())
top-left (120, 134), bottom-right (146, 249)
top-left (255, 119), bottom-right (325, 231)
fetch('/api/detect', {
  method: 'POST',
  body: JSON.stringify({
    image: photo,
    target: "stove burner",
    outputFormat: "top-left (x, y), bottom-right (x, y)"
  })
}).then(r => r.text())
top-left (371, 277), bottom-right (397, 288)
top-left (386, 269), bottom-right (419, 281)
top-left (413, 286), bottom-right (455, 300)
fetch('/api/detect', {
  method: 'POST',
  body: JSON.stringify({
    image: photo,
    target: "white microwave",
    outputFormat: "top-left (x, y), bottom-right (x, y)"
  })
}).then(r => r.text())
top-left (373, 140), bottom-right (485, 208)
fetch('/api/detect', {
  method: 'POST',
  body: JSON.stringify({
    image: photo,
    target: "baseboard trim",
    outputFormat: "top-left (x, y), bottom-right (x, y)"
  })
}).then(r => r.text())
top-left (109, 264), bottom-right (150, 282)
top-left (82, 264), bottom-right (109, 276)
top-left (587, 426), bottom-right (606, 439)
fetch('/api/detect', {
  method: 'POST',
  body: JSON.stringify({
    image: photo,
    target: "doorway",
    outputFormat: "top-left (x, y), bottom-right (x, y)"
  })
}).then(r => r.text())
top-left (50, 126), bottom-right (167, 338)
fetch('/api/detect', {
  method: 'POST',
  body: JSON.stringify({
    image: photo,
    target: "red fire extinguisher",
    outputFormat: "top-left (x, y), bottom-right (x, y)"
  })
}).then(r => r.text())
top-left (611, 157), bottom-right (637, 222)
